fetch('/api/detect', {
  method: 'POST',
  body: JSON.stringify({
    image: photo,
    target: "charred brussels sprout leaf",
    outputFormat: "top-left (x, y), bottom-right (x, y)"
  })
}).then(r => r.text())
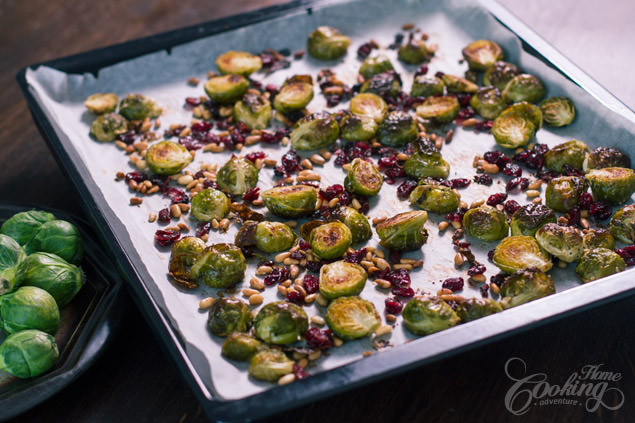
top-left (254, 221), bottom-right (296, 253)
top-left (360, 70), bottom-right (402, 99)
top-left (216, 51), bottom-right (262, 76)
top-left (441, 74), bottom-right (478, 94)
top-left (609, 204), bottom-right (635, 244)
top-left (216, 156), bottom-right (259, 196)
top-left (207, 297), bottom-right (252, 337)
top-left (583, 147), bottom-right (631, 171)
top-left (492, 113), bottom-right (536, 149)
top-left (339, 113), bottom-right (377, 142)
top-left (261, 185), bottom-right (318, 218)
top-left (84, 93), bottom-right (119, 114)
top-left (416, 96), bottom-right (460, 123)
top-left (254, 301), bottom-right (308, 345)
top-left (545, 176), bottom-right (588, 213)
top-left (376, 111), bottom-right (417, 147)
top-left (145, 141), bottom-right (193, 176)
top-left (221, 333), bottom-right (262, 362)
top-left (535, 223), bottom-right (583, 263)
top-left (290, 112), bottom-right (339, 150)
top-left (309, 222), bottom-right (352, 260)
top-left (539, 96), bottom-right (576, 127)
top-left (344, 158), bottom-right (383, 196)
top-left (274, 82), bottom-right (314, 114)
top-left (483, 61), bottom-right (520, 91)
top-left (404, 152), bottom-right (451, 179)
top-left (0, 235), bottom-right (26, 296)
top-left (191, 188), bottom-right (230, 221)
top-left (332, 206), bottom-right (372, 244)
top-left (510, 203), bottom-right (556, 237)
top-left (575, 248), bottom-right (626, 283)
top-left (586, 167), bottom-right (635, 205)
top-left (462, 40), bottom-right (504, 71)
top-left (398, 39), bottom-right (433, 64)
top-left (409, 184), bottom-right (459, 214)
top-left (402, 296), bottom-right (460, 336)
top-left (248, 349), bottom-right (294, 382)
top-left (307, 26), bottom-right (351, 60)
top-left (463, 205), bottom-right (509, 242)
top-left (89, 113), bottom-right (128, 142)
top-left (493, 236), bottom-right (552, 273)
top-left (1, 210), bottom-right (55, 246)
top-left (469, 86), bottom-right (506, 119)
top-left (25, 220), bottom-right (83, 265)
top-left (410, 76), bottom-right (444, 98)
top-left (0, 329), bottom-right (58, 378)
top-left (204, 74), bottom-right (249, 104)
top-left (502, 74), bottom-right (546, 104)
top-left (455, 297), bottom-right (503, 322)
top-left (359, 54), bottom-right (394, 79)
top-left (118, 94), bottom-right (161, 121)
top-left (376, 210), bottom-right (429, 251)
top-left (168, 237), bottom-right (206, 288)
top-left (544, 140), bottom-right (590, 173)
top-left (0, 286), bottom-right (59, 335)
top-left (350, 93), bottom-right (388, 122)
top-left (583, 229), bottom-right (615, 250)
top-left (190, 244), bottom-right (246, 288)
top-left (325, 296), bottom-right (380, 340)
top-left (499, 268), bottom-right (555, 308)
top-left (21, 252), bottom-right (84, 307)
top-left (233, 93), bottom-right (272, 130)
top-left (319, 260), bottom-right (367, 300)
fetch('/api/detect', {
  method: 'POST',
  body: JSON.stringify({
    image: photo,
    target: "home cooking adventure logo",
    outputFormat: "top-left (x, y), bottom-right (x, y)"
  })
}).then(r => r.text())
top-left (503, 357), bottom-right (625, 415)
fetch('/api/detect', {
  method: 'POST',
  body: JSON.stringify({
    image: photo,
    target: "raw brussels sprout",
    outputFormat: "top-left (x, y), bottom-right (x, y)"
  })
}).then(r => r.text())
top-left (410, 75), bottom-right (444, 98)
top-left (539, 96), bottom-right (576, 127)
top-left (332, 206), bottom-right (372, 244)
top-left (325, 296), bottom-right (380, 340)
top-left (408, 184), bottom-right (459, 214)
top-left (216, 156), bottom-right (259, 196)
top-left (455, 297), bottom-right (503, 322)
top-left (254, 301), bottom-right (308, 345)
top-left (582, 229), bottom-right (615, 250)
top-left (233, 93), bottom-right (272, 130)
top-left (510, 203), bottom-right (556, 237)
top-left (344, 158), bottom-right (383, 196)
top-left (307, 26), bottom-right (351, 60)
top-left (502, 74), bottom-right (546, 104)
top-left (339, 113), bottom-right (377, 142)
top-left (248, 349), bottom-right (294, 382)
top-left (191, 188), bottom-right (230, 221)
top-left (350, 93), bottom-right (388, 122)
top-left (360, 70), bottom-right (402, 99)
top-left (290, 112), bottom-right (339, 150)
top-left (545, 176), bottom-right (588, 212)
top-left (1, 210), bottom-right (55, 246)
top-left (609, 204), bottom-right (635, 244)
top-left (83, 93), bottom-right (119, 114)
top-left (273, 82), bottom-right (314, 114)
top-left (145, 141), bottom-right (193, 176)
top-left (261, 185), bottom-right (318, 218)
top-left (89, 113), bottom-right (128, 142)
top-left (462, 40), bottom-right (504, 71)
top-left (586, 167), bottom-right (635, 205)
top-left (498, 102), bottom-right (543, 129)
top-left (463, 205), bottom-right (509, 242)
top-left (492, 113), bottom-right (536, 149)
top-left (402, 296), bottom-right (460, 336)
top-left (204, 74), bottom-right (249, 104)
top-left (0, 329), bottom-right (58, 378)
top-left (221, 333), bottom-right (262, 362)
top-left (415, 96), bottom-right (460, 123)
top-left (499, 268), bottom-right (556, 308)
top-left (215, 51), bottom-right (262, 76)
top-left (118, 94), bottom-right (161, 121)
top-left (483, 61), bottom-right (520, 91)
top-left (190, 244), bottom-right (246, 288)
top-left (376, 111), bottom-right (417, 147)
top-left (583, 147), bottom-right (631, 171)
top-left (359, 54), bottom-right (394, 79)
top-left (0, 235), bottom-right (26, 296)
top-left (469, 86), bottom-right (506, 119)
top-left (575, 248), bottom-right (626, 283)
top-left (20, 252), bottom-right (85, 307)
top-left (398, 39), bottom-right (433, 64)
top-left (254, 221), bottom-right (296, 253)
top-left (535, 223), bottom-right (583, 263)
top-left (441, 74), bottom-right (478, 94)
top-left (404, 151), bottom-right (451, 179)
top-left (168, 236), bottom-right (206, 288)
top-left (207, 297), bottom-right (253, 337)
top-left (309, 222), bottom-right (352, 260)
top-left (544, 140), bottom-right (590, 173)
top-left (0, 286), bottom-right (59, 335)
top-left (319, 260), bottom-right (367, 300)
top-left (25, 220), bottom-right (83, 265)
top-left (493, 236), bottom-right (553, 273)
top-left (375, 210), bottom-right (429, 251)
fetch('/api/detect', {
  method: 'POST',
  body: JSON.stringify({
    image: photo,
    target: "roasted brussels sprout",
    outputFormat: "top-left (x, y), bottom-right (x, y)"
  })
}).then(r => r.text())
top-left (290, 112), bottom-right (339, 150)
top-left (402, 296), bottom-right (460, 336)
top-left (441, 74), bottom-right (478, 94)
top-left (319, 260), bottom-right (367, 300)
top-left (0, 286), bottom-right (59, 335)
top-left (375, 210), bottom-right (429, 251)
top-left (498, 102), bottom-right (543, 129)
top-left (24, 219), bottom-right (83, 265)
top-left (84, 93), bottom-right (119, 114)
top-left (0, 329), bottom-right (58, 378)
top-left (463, 205), bottom-right (509, 242)
top-left (535, 223), bottom-right (583, 263)
top-left (575, 248), bottom-right (626, 283)
top-left (119, 94), bottom-right (161, 121)
top-left (462, 40), bottom-right (504, 71)
top-left (20, 252), bottom-right (84, 307)
top-left (145, 141), bottom-right (193, 176)
top-left (248, 349), bottom-right (294, 382)
top-left (1, 210), bottom-right (55, 246)
top-left (168, 236), bottom-right (206, 287)
top-left (609, 204), bottom-right (635, 244)
top-left (415, 96), bottom-right (460, 123)
top-left (190, 244), bottom-right (246, 288)
top-left (221, 333), bottom-right (262, 362)
top-left (510, 203), bottom-right (556, 237)
top-left (492, 112), bottom-right (536, 149)
top-left (499, 268), bottom-right (555, 308)
top-left (325, 296), bottom-right (380, 340)
top-left (261, 185), bottom-right (318, 218)
top-left (376, 111), bottom-right (417, 147)
top-left (332, 206), bottom-right (372, 244)
top-left (483, 61), bottom-right (520, 91)
top-left (344, 158), bottom-right (383, 196)
top-left (233, 93), bottom-right (272, 130)
top-left (359, 54), bottom-right (394, 79)
top-left (586, 167), bottom-right (635, 205)
top-left (89, 113), bottom-right (128, 142)
top-left (207, 297), bottom-right (253, 337)
top-left (254, 221), bottom-right (296, 253)
top-left (469, 86), bottom-right (506, 119)
top-left (0, 235), bottom-right (26, 295)
top-left (502, 74), bottom-right (546, 104)
top-left (204, 74), bottom-right (249, 104)
top-left (307, 26), bottom-right (350, 60)
top-left (191, 188), bottom-right (230, 221)
top-left (273, 82), bottom-right (314, 114)
top-left (350, 93), bottom-right (388, 122)
top-left (539, 96), bottom-right (576, 127)
top-left (309, 222), bottom-right (352, 260)
top-left (409, 184), bottom-right (459, 214)
top-left (544, 140), bottom-right (590, 173)
top-left (582, 229), bottom-right (615, 250)
top-left (398, 39), bottom-right (433, 64)
top-left (545, 176), bottom-right (588, 213)
top-left (216, 51), bottom-right (262, 76)
top-left (339, 113), bottom-right (377, 142)
top-left (216, 156), bottom-right (259, 196)
top-left (410, 75), bottom-right (444, 98)
top-left (254, 301), bottom-right (308, 345)
top-left (404, 151), bottom-right (451, 179)
top-left (455, 297), bottom-right (503, 322)
top-left (493, 236), bottom-right (552, 273)
top-left (360, 70), bottom-right (402, 99)
top-left (583, 147), bottom-right (631, 171)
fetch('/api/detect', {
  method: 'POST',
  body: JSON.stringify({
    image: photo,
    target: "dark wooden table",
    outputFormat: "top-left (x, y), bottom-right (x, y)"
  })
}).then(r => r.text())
top-left (1, 1), bottom-right (633, 422)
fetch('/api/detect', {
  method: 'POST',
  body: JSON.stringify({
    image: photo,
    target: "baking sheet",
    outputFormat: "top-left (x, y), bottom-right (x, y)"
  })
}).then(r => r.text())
top-left (23, 0), bottom-right (635, 402)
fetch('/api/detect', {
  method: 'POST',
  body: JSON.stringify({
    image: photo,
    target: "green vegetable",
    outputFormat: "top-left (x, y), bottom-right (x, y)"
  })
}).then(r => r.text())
top-left (409, 184), bottom-right (459, 214)
top-left (492, 112), bottom-right (536, 149)
top-left (535, 223), bottom-right (583, 263)
top-left (462, 40), bottom-right (504, 71)
top-left (168, 236), bottom-right (206, 287)
top-left (20, 252), bottom-right (84, 307)
top-left (216, 51), bottom-right (262, 76)
top-left (510, 203), bottom-right (556, 237)
top-left (190, 244), bottom-right (246, 288)
top-left (332, 206), bottom-right (372, 244)
top-left (248, 349), bottom-right (294, 382)
top-left (502, 74), bottom-right (546, 104)
top-left (376, 111), bottom-right (417, 147)
top-left (0, 235), bottom-right (26, 296)
top-left (254, 301), bottom-right (308, 345)
top-left (350, 93), bottom-right (388, 122)
top-left (483, 61), bottom-right (520, 91)
top-left (359, 54), bottom-right (394, 79)
top-left (498, 102), bottom-right (543, 129)
top-left (545, 176), bottom-right (587, 212)
top-left (344, 158), bottom-right (383, 196)
top-left (609, 204), bottom-right (635, 244)
top-left (455, 298), bottom-right (503, 322)
top-left (261, 185), bottom-right (318, 218)
top-left (415, 96), bottom-right (460, 123)
top-left (469, 86), bottom-right (506, 119)
top-left (0, 329), bottom-right (59, 378)
top-left (441, 74), bottom-right (478, 94)
top-left (404, 151), bottom-right (450, 179)
top-left (254, 221), bottom-right (296, 253)
top-left (583, 147), bottom-right (631, 171)
top-left (307, 26), bottom-right (351, 60)
top-left (398, 39), bottom-right (433, 64)
top-left (499, 268), bottom-right (555, 308)
top-left (1, 210), bottom-right (56, 246)
top-left (207, 297), bottom-right (252, 337)
top-left (290, 112), bottom-right (339, 150)
top-left (309, 222), bottom-right (352, 260)
top-left (221, 333), bottom-right (262, 362)
top-left (402, 296), bottom-right (460, 336)
top-left (0, 286), bottom-right (59, 335)
top-left (325, 296), bottom-right (380, 340)
top-left (582, 229), bottom-right (615, 250)
top-left (204, 74), bottom-right (249, 104)
top-left (544, 140), bottom-right (589, 173)
top-left (191, 188), bottom-right (230, 221)
top-left (539, 96), bottom-right (576, 127)
top-left (83, 93), bottom-right (119, 114)
top-left (339, 113), bottom-right (377, 142)
top-left (233, 93), bottom-right (272, 130)
top-left (575, 248), bottom-right (626, 283)
top-left (493, 236), bottom-right (552, 273)
top-left (216, 156), bottom-right (259, 196)
top-left (319, 260), bottom-right (367, 300)
top-left (586, 167), bottom-right (635, 205)
top-left (145, 141), bottom-right (192, 176)
top-left (118, 94), bottom-right (161, 121)
top-left (273, 82), bottom-right (314, 114)
top-left (360, 71), bottom-right (402, 99)
top-left (410, 76), bottom-right (444, 98)
top-left (89, 113), bottom-right (128, 142)
top-left (375, 210), bottom-right (429, 251)
top-left (463, 205), bottom-right (509, 242)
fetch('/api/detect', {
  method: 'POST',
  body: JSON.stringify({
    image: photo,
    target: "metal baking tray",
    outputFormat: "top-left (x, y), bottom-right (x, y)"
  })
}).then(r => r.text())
top-left (15, 0), bottom-right (635, 421)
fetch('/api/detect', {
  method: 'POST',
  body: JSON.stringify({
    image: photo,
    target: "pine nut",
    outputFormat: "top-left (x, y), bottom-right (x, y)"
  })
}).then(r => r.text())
top-left (250, 277), bottom-right (265, 290)
top-left (526, 190), bottom-right (540, 197)
top-left (308, 350), bottom-right (322, 361)
top-left (333, 337), bottom-right (344, 347)
top-left (148, 212), bottom-right (157, 222)
top-left (374, 325), bottom-right (393, 337)
top-left (249, 294), bottom-right (264, 305)
top-left (199, 297), bottom-right (215, 309)
top-left (130, 197), bottom-right (143, 205)
top-left (275, 251), bottom-right (291, 262)
top-left (454, 253), bottom-right (465, 266)
top-left (311, 315), bottom-right (326, 326)
top-left (278, 373), bottom-right (296, 385)
top-left (242, 288), bottom-right (260, 297)
top-left (316, 294), bottom-right (328, 306)
top-left (471, 274), bottom-right (487, 283)
top-left (438, 221), bottom-right (449, 231)
top-left (385, 313), bottom-right (397, 323)
top-left (375, 278), bottom-right (391, 289)
top-left (170, 204), bottom-right (182, 218)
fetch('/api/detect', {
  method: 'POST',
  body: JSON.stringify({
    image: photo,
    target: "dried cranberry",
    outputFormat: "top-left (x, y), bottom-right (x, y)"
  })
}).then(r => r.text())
top-left (397, 179), bottom-right (418, 199)
top-left (442, 277), bottom-right (464, 292)
top-left (589, 202), bottom-right (612, 220)
top-left (474, 174), bottom-right (493, 186)
top-left (391, 286), bottom-right (415, 297)
top-left (280, 150), bottom-right (301, 173)
top-left (286, 289), bottom-right (305, 305)
top-left (579, 192), bottom-right (593, 210)
top-left (446, 210), bottom-right (465, 223)
top-left (245, 151), bottom-right (266, 163)
top-left (487, 249), bottom-right (495, 261)
top-left (386, 269), bottom-right (411, 288)
top-left (484, 151), bottom-right (505, 164)
top-left (264, 267), bottom-right (290, 286)
top-left (384, 165), bottom-right (405, 179)
top-left (166, 187), bottom-right (189, 204)
top-left (185, 97), bottom-right (201, 107)
top-left (504, 199), bottom-right (521, 215)
top-left (563, 165), bottom-right (584, 177)
top-left (384, 297), bottom-right (403, 314)
top-left (305, 260), bottom-right (323, 273)
top-left (339, 190), bottom-right (352, 206)
top-left (242, 187), bottom-right (260, 203)
top-left (388, 250), bottom-right (402, 265)
top-left (506, 177), bottom-right (529, 192)
top-left (265, 84), bottom-right (279, 95)
top-left (258, 260), bottom-right (275, 268)
top-left (442, 178), bottom-right (472, 189)
top-left (567, 206), bottom-right (581, 226)
top-left (615, 245), bottom-right (635, 266)
top-left (125, 171), bottom-right (147, 184)
top-left (357, 42), bottom-right (375, 58)
top-left (158, 208), bottom-right (171, 223)
top-left (502, 163), bottom-right (522, 177)
top-left (293, 364), bottom-right (308, 380)
top-left (480, 284), bottom-right (489, 298)
top-left (456, 93), bottom-right (471, 107)
top-left (490, 273), bottom-right (506, 287)
top-left (378, 155), bottom-right (397, 169)
top-left (468, 264), bottom-right (486, 276)
top-left (195, 222), bottom-right (211, 238)
top-left (319, 184), bottom-right (344, 200)
top-left (154, 230), bottom-right (180, 247)
top-left (414, 64), bottom-right (428, 77)
top-left (345, 248), bottom-right (367, 264)
top-left (179, 136), bottom-right (207, 150)
top-left (303, 274), bottom-right (319, 294)
top-left (305, 327), bottom-right (333, 350)
top-left (474, 120), bottom-right (494, 132)
top-left (455, 107), bottom-right (475, 123)
top-left (117, 131), bottom-right (136, 145)
top-left (487, 192), bottom-right (507, 206)
top-left (298, 240), bottom-right (311, 250)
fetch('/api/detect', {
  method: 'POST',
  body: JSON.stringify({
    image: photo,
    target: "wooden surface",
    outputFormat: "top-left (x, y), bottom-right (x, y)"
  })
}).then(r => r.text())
top-left (1, 0), bottom-right (633, 422)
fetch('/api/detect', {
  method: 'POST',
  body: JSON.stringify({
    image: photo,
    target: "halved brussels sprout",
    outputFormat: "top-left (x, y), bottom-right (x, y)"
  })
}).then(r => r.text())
top-left (119, 94), bottom-right (161, 121)
top-left (415, 96), bottom-right (460, 123)
top-left (463, 205), bottom-right (509, 242)
top-left (290, 112), bottom-right (340, 150)
top-left (398, 39), bottom-right (433, 64)
top-left (462, 40), bottom-right (504, 71)
top-left (325, 296), bottom-right (380, 340)
top-left (191, 188), bottom-right (230, 221)
top-left (1, 210), bottom-right (56, 246)
top-left (492, 113), bottom-right (536, 149)
top-left (168, 236), bottom-right (206, 287)
top-left (402, 296), bottom-right (460, 336)
top-left (248, 349), bottom-right (294, 382)
top-left (502, 74), bottom-right (546, 104)
top-left (404, 151), bottom-right (451, 180)
top-left (254, 301), bottom-right (309, 345)
top-left (360, 70), bottom-right (402, 99)
top-left (0, 329), bottom-right (58, 378)
top-left (216, 51), bottom-right (262, 76)
top-left (483, 61), bottom-right (520, 91)
top-left (207, 297), bottom-right (253, 337)
top-left (498, 102), bottom-right (543, 129)
top-left (24, 219), bottom-right (83, 265)
top-left (539, 96), bottom-right (576, 127)
top-left (216, 156), bottom-right (259, 196)
top-left (545, 176), bottom-right (588, 212)
top-left (307, 26), bottom-right (351, 60)
top-left (609, 204), bottom-right (635, 244)
top-left (455, 297), bottom-right (503, 322)
top-left (145, 141), bottom-right (193, 176)
top-left (441, 74), bottom-right (478, 94)
top-left (575, 248), bottom-right (626, 283)
top-left (21, 252), bottom-right (84, 307)
top-left (0, 286), bottom-right (59, 335)
top-left (255, 221), bottom-right (296, 253)
top-left (376, 111), bottom-right (417, 147)
top-left (582, 229), bottom-right (615, 250)
top-left (89, 113), bottom-right (128, 142)
top-left (344, 158), bottom-right (383, 196)
top-left (376, 210), bottom-right (429, 251)
top-left (233, 93), bottom-right (272, 130)
top-left (493, 236), bottom-right (553, 273)
top-left (544, 140), bottom-right (590, 173)
top-left (190, 244), bottom-right (246, 288)
top-left (499, 268), bottom-right (555, 308)
top-left (309, 222), bottom-right (352, 260)
top-left (350, 93), bottom-right (388, 122)
top-left (583, 147), bottom-right (631, 171)
top-left (273, 82), bottom-right (314, 114)
top-left (0, 234), bottom-right (26, 295)
top-left (359, 54), bottom-right (394, 79)
top-left (261, 185), bottom-right (318, 218)
top-left (586, 167), bottom-right (635, 205)
top-left (221, 333), bottom-right (262, 362)
top-left (332, 206), bottom-right (372, 244)
top-left (339, 113), bottom-right (377, 142)
top-left (410, 76), bottom-right (444, 98)
top-left (510, 203), bottom-right (556, 237)
top-left (469, 86), bottom-right (506, 119)
top-left (535, 223), bottom-right (583, 263)
top-left (319, 260), bottom-right (367, 300)
top-left (84, 93), bottom-right (119, 114)
top-left (409, 184), bottom-right (459, 214)
top-left (204, 74), bottom-right (249, 104)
